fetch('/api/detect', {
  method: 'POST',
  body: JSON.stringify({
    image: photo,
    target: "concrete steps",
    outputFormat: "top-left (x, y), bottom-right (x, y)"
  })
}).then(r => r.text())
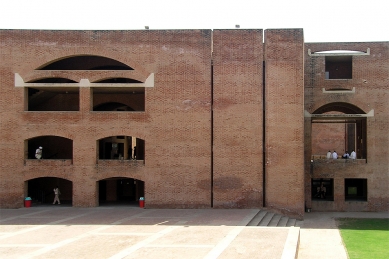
top-left (247, 209), bottom-right (303, 227)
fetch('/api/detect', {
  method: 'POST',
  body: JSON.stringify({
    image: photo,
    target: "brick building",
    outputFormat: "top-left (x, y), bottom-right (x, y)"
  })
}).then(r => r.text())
top-left (0, 29), bottom-right (387, 219)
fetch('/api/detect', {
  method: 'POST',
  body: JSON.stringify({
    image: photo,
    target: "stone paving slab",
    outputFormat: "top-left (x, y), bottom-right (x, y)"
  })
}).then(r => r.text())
top-left (297, 211), bottom-right (389, 259)
top-left (0, 207), bottom-right (293, 259)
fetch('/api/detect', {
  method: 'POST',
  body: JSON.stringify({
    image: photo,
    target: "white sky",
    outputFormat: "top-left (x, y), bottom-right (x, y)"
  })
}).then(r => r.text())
top-left (0, 0), bottom-right (387, 42)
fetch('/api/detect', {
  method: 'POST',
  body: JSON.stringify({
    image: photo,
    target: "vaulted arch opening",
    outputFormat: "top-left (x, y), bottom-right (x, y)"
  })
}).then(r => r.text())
top-left (92, 87), bottom-right (145, 112)
top-left (37, 55), bottom-right (133, 70)
top-left (98, 177), bottom-right (144, 206)
top-left (26, 136), bottom-right (73, 160)
top-left (311, 102), bottom-right (366, 160)
top-left (27, 177), bottom-right (72, 206)
top-left (97, 136), bottom-right (144, 161)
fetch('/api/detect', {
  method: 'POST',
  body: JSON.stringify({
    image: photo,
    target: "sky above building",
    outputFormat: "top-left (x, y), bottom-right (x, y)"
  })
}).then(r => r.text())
top-left (0, 0), bottom-right (387, 42)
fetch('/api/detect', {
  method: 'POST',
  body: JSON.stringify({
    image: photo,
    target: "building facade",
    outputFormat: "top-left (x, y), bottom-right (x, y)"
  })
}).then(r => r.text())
top-left (0, 29), bottom-right (387, 219)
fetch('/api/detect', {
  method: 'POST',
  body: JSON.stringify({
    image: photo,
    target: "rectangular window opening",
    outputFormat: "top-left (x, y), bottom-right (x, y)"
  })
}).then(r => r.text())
top-left (345, 178), bottom-right (367, 201)
top-left (325, 56), bottom-right (352, 80)
top-left (312, 178), bottom-right (334, 201)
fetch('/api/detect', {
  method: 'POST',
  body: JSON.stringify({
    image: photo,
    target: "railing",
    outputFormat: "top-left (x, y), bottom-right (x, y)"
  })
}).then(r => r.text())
top-left (25, 159), bottom-right (73, 166)
top-left (97, 159), bottom-right (145, 166)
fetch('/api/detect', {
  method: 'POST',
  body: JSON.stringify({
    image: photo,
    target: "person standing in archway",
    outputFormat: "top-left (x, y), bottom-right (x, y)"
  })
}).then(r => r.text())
top-left (53, 186), bottom-right (61, 205)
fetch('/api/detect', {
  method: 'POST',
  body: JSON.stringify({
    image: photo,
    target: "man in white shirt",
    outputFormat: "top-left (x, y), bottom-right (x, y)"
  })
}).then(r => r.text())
top-left (53, 186), bottom-right (61, 205)
top-left (326, 150), bottom-right (331, 159)
top-left (350, 150), bottom-right (356, 159)
top-left (332, 151), bottom-right (338, 159)
top-left (35, 146), bottom-right (42, 159)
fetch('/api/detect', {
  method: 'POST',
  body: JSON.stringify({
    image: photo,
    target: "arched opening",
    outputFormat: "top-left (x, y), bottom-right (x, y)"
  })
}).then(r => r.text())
top-left (311, 102), bottom-right (367, 160)
top-left (99, 177), bottom-right (144, 206)
top-left (92, 87), bottom-right (145, 112)
top-left (94, 78), bottom-right (142, 83)
top-left (27, 177), bottom-right (72, 205)
top-left (26, 136), bottom-right (73, 160)
top-left (97, 136), bottom-right (144, 161)
top-left (37, 55), bottom-right (133, 70)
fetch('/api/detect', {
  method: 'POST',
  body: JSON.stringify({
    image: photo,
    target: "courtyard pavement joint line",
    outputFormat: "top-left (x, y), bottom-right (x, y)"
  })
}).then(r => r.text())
top-left (0, 209), bottom-right (51, 223)
top-left (203, 226), bottom-right (245, 259)
top-left (108, 225), bottom-right (180, 259)
top-left (203, 209), bottom-right (258, 259)
top-left (281, 227), bottom-right (300, 259)
top-left (22, 209), bottom-right (152, 259)
top-left (0, 210), bottom-right (94, 240)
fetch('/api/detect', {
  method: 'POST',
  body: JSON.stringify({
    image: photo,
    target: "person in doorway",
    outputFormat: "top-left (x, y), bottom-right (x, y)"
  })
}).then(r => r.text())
top-left (342, 151), bottom-right (350, 159)
top-left (350, 150), bottom-right (356, 159)
top-left (320, 183), bottom-right (326, 199)
top-left (332, 150), bottom-right (338, 159)
top-left (35, 146), bottom-right (43, 159)
top-left (53, 186), bottom-right (61, 205)
top-left (133, 146), bottom-right (137, 160)
top-left (326, 150), bottom-right (331, 159)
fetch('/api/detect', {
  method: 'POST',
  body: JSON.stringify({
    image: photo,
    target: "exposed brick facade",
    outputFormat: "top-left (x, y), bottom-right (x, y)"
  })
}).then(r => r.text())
top-left (0, 29), bottom-right (387, 218)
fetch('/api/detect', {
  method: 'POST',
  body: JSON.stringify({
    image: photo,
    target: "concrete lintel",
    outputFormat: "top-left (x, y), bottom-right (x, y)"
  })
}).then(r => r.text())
top-left (308, 48), bottom-right (370, 56)
top-left (305, 110), bottom-right (374, 118)
top-left (322, 87), bottom-right (355, 93)
top-left (14, 73), bottom-right (154, 88)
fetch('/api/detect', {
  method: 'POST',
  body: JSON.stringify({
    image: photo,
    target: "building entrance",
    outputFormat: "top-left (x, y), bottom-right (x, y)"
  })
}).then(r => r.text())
top-left (99, 177), bottom-right (144, 206)
top-left (27, 177), bottom-right (72, 205)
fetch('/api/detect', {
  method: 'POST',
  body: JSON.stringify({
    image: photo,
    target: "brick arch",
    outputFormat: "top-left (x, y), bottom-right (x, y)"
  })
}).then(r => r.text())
top-left (96, 132), bottom-right (146, 142)
top-left (96, 175), bottom-right (145, 182)
top-left (23, 72), bottom-right (86, 83)
top-left (35, 55), bottom-right (133, 70)
top-left (309, 101), bottom-right (368, 115)
top-left (24, 175), bottom-right (73, 182)
top-left (25, 134), bottom-right (74, 142)
top-left (17, 51), bottom-right (150, 79)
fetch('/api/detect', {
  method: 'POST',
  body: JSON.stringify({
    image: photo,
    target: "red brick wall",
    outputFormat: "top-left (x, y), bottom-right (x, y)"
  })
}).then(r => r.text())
top-left (264, 29), bottom-right (305, 219)
top-left (0, 30), bottom-right (212, 208)
top-left (304, 42), bottom-right (389, 211)
top-left (212, 29), bottom-right (263, 208)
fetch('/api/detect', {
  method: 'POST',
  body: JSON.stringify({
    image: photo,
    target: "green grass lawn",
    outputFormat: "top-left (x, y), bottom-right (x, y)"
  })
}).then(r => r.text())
top-left (337, 218), bottom-right (389, 259)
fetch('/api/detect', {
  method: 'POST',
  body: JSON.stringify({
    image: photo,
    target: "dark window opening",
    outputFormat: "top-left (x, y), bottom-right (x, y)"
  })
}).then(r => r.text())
top-left (98, 136), bottom-right (145, 161)
top-left (27, 87), bottom-right (79, 111)
top-left (94, 78), bottom-right (142, 83)
top-left (92, 87), bottom-right (145, 112)
top-left (26, 136), bottom-right (73, 160)
top-left (37, 55), bottom-right (133, 70)
top-left (312, 178), bottom-right (334, 201)
top-left (325, 56), bottom-right (352, 79)
top-left (99, 178), bottom-right (144, 206)
top-left (27, 78), bottom-right (77, 83)
top-left (345, 178), bottom-right (367, 201)
top-left (27, 177), bottom-right (72, 205)
top-left (94, 102), bottom-right (135, 111)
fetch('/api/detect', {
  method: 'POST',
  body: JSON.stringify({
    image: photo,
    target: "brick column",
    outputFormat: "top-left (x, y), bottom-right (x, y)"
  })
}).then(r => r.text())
top-left (212, 29), bottom-right (263, 208)
top-left (264, 29), bottom-right (305, 219)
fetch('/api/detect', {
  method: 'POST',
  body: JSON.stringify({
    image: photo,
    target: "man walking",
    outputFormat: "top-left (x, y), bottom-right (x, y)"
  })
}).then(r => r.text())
top-left (53, 186), bottom-right (61, 205)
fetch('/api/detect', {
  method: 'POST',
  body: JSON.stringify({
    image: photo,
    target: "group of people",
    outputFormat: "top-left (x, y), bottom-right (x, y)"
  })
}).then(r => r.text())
top-left (326, 150), bottom-right (356, 159)
top-left (314, 182), bottom-right (326, 199)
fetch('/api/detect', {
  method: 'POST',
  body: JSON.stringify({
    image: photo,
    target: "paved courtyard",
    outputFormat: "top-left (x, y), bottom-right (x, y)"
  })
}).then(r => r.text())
top-left (0, 206), bottom-right (387, 259)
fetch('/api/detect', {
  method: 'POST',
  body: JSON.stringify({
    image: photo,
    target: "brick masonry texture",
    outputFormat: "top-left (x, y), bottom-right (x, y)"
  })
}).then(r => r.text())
top-left (264, 29), bottom-right (305, 218)
top-left (212, 29), bottom-right (263, 208)
top-left (304, 42), bottom-right (389, 212)
top-left (0, 29), bottom-right (388, 218)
